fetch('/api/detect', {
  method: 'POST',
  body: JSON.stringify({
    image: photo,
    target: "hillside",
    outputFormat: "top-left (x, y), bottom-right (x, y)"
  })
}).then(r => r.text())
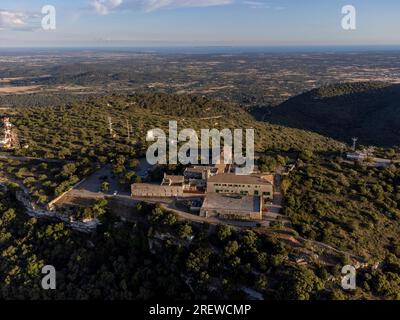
top-left (265, 82), bottom-right (400, 147)
top-left (9, 93), bottom-right (343, 164)
top-left (2, 92), bottom-right (400, 300)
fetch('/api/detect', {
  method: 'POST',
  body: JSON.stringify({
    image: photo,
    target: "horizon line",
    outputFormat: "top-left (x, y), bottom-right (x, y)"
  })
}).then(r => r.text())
top-left (1, 44), bottom-right (400, 54)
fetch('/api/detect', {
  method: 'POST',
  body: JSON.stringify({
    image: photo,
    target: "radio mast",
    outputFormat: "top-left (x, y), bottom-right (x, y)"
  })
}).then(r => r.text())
top-left (126, 119), bottom-right (131, 140)
top-left (352, 137), bottom-right (358, 151)
top-left (108, 116), bottom-right (115, 138)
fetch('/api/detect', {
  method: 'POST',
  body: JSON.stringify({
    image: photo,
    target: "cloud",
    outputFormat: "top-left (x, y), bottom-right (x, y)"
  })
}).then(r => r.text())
top-left (143, 0), bottom-right (233, 12)
top-left (243, 1), bottom-right (285, 10)
top-left (243, 1), bottom-right (270, 9)
top-left (90, 0), bottom-right (233, 14)
top-left (0, 10), bottom-right (26, 29)
top-left (0, 9), bottom-right (39, 30)
top-left (91, 0), bottom-right (124, 15)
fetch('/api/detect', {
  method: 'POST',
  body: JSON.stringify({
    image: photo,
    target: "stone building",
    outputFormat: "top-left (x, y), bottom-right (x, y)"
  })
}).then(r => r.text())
top-left (206, 173), bottom-right (273, 200)
top-left (131, 183), bottom-right (184, 197)
top-left (200, 194), bottom-right (262, 220)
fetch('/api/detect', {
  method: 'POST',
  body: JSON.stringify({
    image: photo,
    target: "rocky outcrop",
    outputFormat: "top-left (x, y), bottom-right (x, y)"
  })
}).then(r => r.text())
top-left (6, 182), bottom-right (99, 233)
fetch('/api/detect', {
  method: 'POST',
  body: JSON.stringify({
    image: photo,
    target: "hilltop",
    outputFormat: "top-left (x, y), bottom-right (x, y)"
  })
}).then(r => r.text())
top-left (264, 82), bottom-right (400, 147)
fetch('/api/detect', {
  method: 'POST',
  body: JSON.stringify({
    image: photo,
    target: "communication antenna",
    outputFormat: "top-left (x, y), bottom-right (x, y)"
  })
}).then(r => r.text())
top-left (130, 123), bottom-right (133, 140)
top-left (147, 130), bottom-right (154, 140)
top-left (108, 116), bottom-right (114, 138)
top-left (126, 119), bottom-right (131, 140)
top-left (352, 137), bottom-right (358, 151)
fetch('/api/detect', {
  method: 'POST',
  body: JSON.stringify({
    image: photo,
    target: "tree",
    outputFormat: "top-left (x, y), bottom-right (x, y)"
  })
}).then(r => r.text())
top-left (93, 199), bottom-right (108, 219)
top-left (101, 181), bottom-right (110, 192)
top-left (149, 206), bottom-right (164, 224)
top-left (241, 230), bottom-right (258, 250)
top-left (129, 159), bottom-right (139, 169)
top-left (216, 224), bottom-right (233, 242)
top-left (256, 252), bottom-right (269, 271)
top-left (259, 156), bottom-right (277, 173)
top-left (186, 248), bottom-right (211, 273)
top-left (163, 213), bottom-right (177, 226)
top-left (125, 171), bottom-right (140, 184)
top-left (281, 178), bottom-right (291, 195)
top-left (224, 241), bottom-right (239, 257)
top-left (255, 274), bottom-right (268, 291)
top-left (2, 208), bottom-right (16, 225)
top-left (178, 223), bottom-right (193, 239)
top-left (300, 150), bottom-right (314, 162)
top-left (279, 266), bottom-right (323, 300)
top-left (116, 155), bottom-right (126, 166)
top-left (61, 163), bottom-right (77, 178)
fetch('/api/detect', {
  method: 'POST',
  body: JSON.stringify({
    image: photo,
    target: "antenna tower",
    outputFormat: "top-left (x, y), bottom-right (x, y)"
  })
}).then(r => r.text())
top-left (108, 116), bottom-right (115, 138)
top-left (352, 137), bottom-right (358, 151)
top-left (126, 119), bottom-right (131, 140)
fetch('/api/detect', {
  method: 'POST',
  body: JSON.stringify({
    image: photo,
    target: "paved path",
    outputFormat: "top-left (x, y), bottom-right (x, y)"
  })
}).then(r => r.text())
top-left (75, 164), bottom-right (130, 196)
top-left (52, 158), bottom-right (153, 207)
top-left (296, 235), bottom-right (365, 262)
top-left (261, 174), bottom-right (290, 227)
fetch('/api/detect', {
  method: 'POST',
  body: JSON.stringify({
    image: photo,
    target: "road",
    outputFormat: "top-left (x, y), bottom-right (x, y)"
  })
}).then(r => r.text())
top-left (261, 173), bottom-right (289, 227)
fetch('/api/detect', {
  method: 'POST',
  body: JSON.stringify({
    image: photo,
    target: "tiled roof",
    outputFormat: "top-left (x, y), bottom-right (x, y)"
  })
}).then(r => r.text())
top-left (207, 173), bottom-right (273, 185)
top-left (201, 193), bottom-right (261, 213)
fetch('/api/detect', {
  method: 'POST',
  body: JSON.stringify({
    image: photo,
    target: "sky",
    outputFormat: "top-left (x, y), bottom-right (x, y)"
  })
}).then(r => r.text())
top-left (0, 0), bottom-right (400, 47)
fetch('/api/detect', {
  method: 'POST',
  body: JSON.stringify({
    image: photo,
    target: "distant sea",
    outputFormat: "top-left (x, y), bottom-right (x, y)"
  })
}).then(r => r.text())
top-left (1, 45), bottom-right (400, 55)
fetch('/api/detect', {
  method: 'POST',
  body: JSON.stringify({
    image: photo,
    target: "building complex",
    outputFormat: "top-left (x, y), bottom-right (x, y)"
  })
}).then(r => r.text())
top-left (131, 154), bottom-right (274, 221)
